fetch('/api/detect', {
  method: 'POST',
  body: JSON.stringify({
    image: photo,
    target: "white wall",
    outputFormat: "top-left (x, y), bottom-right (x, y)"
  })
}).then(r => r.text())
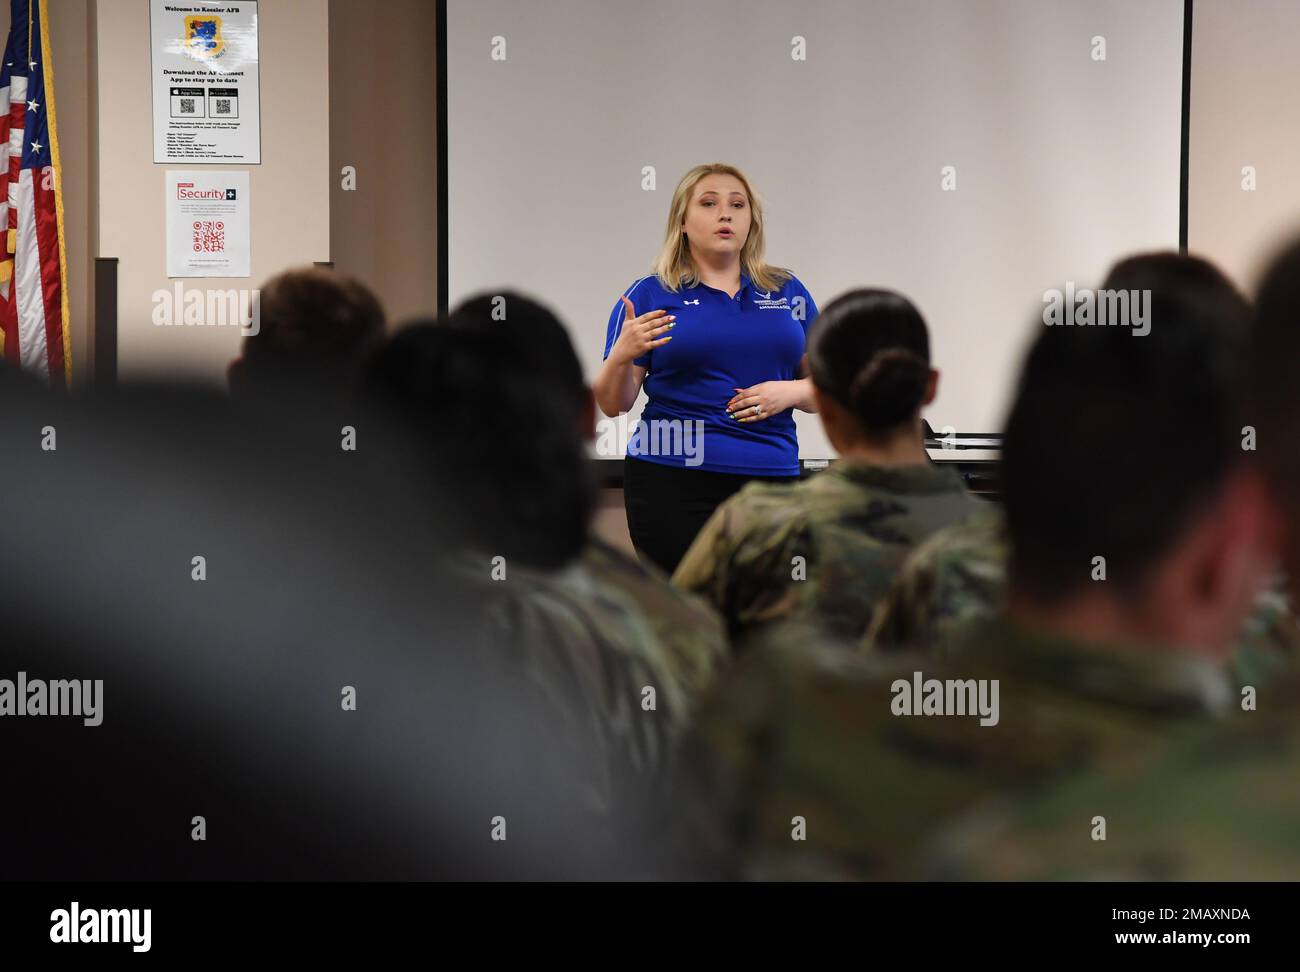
top-left (96, 0), bottom-right (330, 384)
top-left (328, 0), bottom-right (438, 328)
top-left (1188, 0), bottom-right (1300, 290)
top-left (32, 1), bottom-right (1300, 393)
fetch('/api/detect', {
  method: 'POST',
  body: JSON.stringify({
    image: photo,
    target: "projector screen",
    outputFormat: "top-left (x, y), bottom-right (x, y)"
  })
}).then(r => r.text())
top-left (446, 0), bottom-right (1184, 459)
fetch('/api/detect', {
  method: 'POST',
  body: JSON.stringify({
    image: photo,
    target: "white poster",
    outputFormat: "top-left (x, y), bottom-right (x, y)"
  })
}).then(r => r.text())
top-left (166, 171), bottom-right (251, 277)
top-left (151, 0), bottom-right (261, 164)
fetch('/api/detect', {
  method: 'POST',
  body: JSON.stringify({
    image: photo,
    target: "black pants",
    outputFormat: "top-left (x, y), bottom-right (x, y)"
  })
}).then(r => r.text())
top-left (623, 456), bottom-right (799, 576)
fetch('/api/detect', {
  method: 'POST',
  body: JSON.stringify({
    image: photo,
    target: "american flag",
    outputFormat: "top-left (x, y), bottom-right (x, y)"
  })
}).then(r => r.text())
top-left (0, 0), bottom-right (69, 387)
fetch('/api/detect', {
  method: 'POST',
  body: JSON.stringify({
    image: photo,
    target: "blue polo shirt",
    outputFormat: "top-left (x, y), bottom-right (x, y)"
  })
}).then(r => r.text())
top-left (602, 270), bottom-right (818, 476)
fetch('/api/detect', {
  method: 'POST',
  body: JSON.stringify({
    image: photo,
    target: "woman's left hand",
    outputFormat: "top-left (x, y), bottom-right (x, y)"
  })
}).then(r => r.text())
top-left (726, 380), bottom-right (800, 423)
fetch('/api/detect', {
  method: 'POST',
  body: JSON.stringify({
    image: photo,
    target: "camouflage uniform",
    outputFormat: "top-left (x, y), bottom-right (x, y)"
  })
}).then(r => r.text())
top-left (676, 614), bottom-right (1282, 881)
top-left (455, 539), bottom-right (726, 821)
top-left (577, 537), bottom-right (729, 720)
top-left (671, 459), bottom-right (989, 648)
top-left (456, 553), bottom-right (673, 824)
top-left (862, 511), bottom-right (1007, 655)
top-left (927, 665), bottom-right (1300, 880)
top-left (862, 511), bottom-right (1300, 687)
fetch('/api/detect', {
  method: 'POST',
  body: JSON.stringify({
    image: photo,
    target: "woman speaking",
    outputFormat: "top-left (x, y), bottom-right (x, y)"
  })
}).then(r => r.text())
top-left (594, 163), bottom-right (819, 575)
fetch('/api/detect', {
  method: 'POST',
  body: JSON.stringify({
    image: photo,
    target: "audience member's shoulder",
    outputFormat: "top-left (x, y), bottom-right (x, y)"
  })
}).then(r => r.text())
top-left (862, 514), bottom-right (1008, 657)
top-left (582, 538), bottom-right (720, 623)
top-left (710, 476), bottom-right (811, 541)
top-left (930, 709), bottom-right (1300, 880)
top-left (482, 546), bottom-right (706, 702)
top-left (578, 537), bottom-right (725, 645)
top-left (580, 538), bottom-right (727, 708)
top-left (581, 535), bottom-right (669, 586)
top-left (908, 509), bottom-right (1008, 574)
top-left (518, 557), bottom-right (643, 639)
top-left (735, 474), bottom-right (805, 504)
top-left (731, 615), bottom-right (931, 697)
top-left (450, 550), bottom-right (623, 643)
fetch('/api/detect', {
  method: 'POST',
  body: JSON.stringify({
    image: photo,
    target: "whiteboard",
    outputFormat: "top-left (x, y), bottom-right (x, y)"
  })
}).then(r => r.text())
top-left (447, 0), bottom-right (1184, 458)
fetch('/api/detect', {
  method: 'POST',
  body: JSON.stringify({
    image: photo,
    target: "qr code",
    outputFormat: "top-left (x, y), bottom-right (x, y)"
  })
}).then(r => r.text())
top-left (192, 220), bottom-right (226, 254)
top-left (214, 99), bottom-right (231, 115)
top-left (179, 98), bottom-right (196, 114)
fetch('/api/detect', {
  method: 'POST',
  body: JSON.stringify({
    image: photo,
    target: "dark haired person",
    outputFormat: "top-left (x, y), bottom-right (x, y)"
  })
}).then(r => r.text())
top-left (227, 266), bottom-right (385, 404)
top-left (992, 252), bottom-right (1273, 663)
top-left (0, 382), bottom-right (623, 879)
top-left (360, 294), bottom-right (726, 849)
top-left (432, 291), bottom-right (728, 711)
top-left (885, 249), bottom-right (1300, 880)
top-left (1253, 238), bottom-right (1300, 598)
top-left (671, 288), bottom-right (985, 646)
top-left (362, 316), bottom-right (592, 570)
top-left (676, 254), bottom-right (1286, 880)
top-left (980, 235), bottom-right (1300, 879)
top-left (864, 253), bottom-right (1300, 690)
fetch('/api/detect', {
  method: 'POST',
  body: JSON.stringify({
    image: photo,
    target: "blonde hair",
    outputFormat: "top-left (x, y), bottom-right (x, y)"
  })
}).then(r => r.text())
top-left (651, 163), bottom-right (792, 294)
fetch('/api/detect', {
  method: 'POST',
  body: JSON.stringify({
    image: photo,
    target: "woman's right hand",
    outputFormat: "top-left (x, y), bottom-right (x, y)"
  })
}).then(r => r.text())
top-left (609, 296), bottom-right (675, 365)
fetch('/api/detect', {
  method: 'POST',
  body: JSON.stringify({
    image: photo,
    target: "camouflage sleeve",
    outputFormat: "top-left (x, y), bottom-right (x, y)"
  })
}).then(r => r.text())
top-left (928, 704), bottom-right (1300, 881)
top-left (863, 514), bottom-right (1007, 658)
top-left (671, 500), bottom-right (737, 613)
top-left (670, 646), bottom-right (784, 879)
top-left (487, 579), bottom-right (674, 806)
top-left (678, 642), bottom-right (987, 880)
top-left (583, 539), bottom-right (729, 709)
top-left (672, 489), bottom-right (811, 643)
top-left (862, 552), bottom-right (938, 652)
top-left (472, 591), bottom-right (619, 819)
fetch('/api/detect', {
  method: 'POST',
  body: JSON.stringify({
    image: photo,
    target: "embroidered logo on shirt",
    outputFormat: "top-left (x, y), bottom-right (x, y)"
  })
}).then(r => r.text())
top-left (753, 293), bottom-right (790, 310)
top-left (683, 299), bottom-right (700, 305)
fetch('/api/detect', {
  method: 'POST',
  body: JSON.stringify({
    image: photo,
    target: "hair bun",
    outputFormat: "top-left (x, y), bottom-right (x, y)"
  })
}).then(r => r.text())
top-left (846, 348), bottom-right (929, 428)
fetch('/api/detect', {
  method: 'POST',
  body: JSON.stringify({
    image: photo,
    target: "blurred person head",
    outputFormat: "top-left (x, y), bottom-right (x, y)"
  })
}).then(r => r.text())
top-left (227, 267), bottom-right (385, 402)
top-left (446, 291), bottom-right (594, 438)
top-left (0, 382), bottom-right (618, 879)
top-left (652, 163), bottom-right (793, 294)
top-left (805, 288), bottom-right (937, 457)
top-left (1002, 252), bottom-right (1271, 654)
top-left (360, 293), bottom-right (593, 570)
top-left (1250, 237), bottom-right (1300, 598)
